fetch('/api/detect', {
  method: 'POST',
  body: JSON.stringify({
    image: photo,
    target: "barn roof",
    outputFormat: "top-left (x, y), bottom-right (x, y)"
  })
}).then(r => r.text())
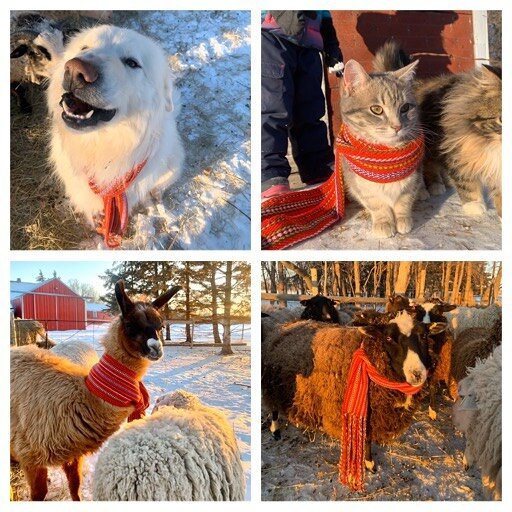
top-left (10, 278), bottom-right (83, 300)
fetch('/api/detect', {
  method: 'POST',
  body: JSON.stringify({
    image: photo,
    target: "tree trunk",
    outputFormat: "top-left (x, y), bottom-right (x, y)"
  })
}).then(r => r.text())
top-left (385, 261), bottom-right (392, 298)
top-left (394, 262), bottom-right (412, 294)
top-left (210, 263), bottom-right (222, 344)
top-left (416, 262), bottom-right (427, 301)
top-left (491, 263), bottom-right (502, 304)
top-left (353, 262), bottom-right (361, 297)
top-left (463, 262), bottom-right (475, 306)
top-left (450, 262), bottom-right (465, 304)
top-left (277, 262), bottom-right (287, 307)
top-left (281, 262), bottom-right (314, 292)
top-left (443, 262), bottom-right (452, 302)
top-left (184, 263), bottom-right (192, 343)
top-left (221, 262), bottom-right (234, 355)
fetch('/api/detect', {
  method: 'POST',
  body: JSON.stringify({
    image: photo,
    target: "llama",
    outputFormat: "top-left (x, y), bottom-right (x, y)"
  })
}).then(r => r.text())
top-left (10, 280), bottom-right (181, 501)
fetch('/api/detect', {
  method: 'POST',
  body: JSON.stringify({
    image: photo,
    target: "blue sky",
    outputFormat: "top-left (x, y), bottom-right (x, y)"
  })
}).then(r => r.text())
top-left (10, 261), bottom-right (115, 295)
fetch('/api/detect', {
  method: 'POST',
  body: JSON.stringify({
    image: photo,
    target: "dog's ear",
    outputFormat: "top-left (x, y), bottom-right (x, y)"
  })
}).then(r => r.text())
top-left (164, 71), bottom-right (174, 112)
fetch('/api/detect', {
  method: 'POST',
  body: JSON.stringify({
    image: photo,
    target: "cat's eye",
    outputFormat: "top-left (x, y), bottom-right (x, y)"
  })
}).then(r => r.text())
top-left (81, 46), bottom-right (88, 51)
top-left (400, 103), bottom-right (410, 113)
top-left (370, 105), bottom-right (383, 115)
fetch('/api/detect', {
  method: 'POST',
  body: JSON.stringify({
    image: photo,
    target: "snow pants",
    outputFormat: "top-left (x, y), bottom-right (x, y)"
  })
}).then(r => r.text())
top-left (261, 30), bottom-right (333, 185)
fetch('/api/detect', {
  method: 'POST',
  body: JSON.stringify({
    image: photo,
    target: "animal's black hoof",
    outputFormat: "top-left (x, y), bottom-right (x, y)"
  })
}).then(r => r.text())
top-left (272, 429), bottom-right (281, 440)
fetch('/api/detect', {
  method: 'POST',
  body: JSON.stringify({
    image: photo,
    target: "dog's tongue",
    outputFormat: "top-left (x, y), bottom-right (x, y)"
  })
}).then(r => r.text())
top-left (62, 93), bottom-right (93, 115)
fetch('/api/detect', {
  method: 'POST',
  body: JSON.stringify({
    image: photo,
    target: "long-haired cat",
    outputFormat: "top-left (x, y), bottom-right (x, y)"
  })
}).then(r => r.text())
top-left (339, 53), bottom-right (423, 239)
top-left (417, 64), bottom-right (502, 216)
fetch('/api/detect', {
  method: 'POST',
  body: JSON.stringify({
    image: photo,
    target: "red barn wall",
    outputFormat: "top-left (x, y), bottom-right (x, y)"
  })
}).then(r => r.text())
top-left (15, 279), bottom-right (86, 330)
top-left (327, 10), bottom-right (475, 137)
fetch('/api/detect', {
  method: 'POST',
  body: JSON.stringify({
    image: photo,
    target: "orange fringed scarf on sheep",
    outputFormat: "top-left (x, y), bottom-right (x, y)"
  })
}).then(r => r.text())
top-left (339, 347), bottom-right (424, 490)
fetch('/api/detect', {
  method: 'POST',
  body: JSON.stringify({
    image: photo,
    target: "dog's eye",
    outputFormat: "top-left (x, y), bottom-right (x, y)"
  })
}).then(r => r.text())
top-left (123, 57), bottom-right (141, 69)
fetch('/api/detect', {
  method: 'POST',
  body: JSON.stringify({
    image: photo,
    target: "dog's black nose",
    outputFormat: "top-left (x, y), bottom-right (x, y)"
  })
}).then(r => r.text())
top-left (63, 58), bottom-right (99, 90)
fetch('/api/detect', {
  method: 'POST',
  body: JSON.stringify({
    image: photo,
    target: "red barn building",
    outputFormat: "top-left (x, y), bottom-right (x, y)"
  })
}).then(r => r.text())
top-left (86, 302), bottom-right (113, 324)
top-left (10, 278), bottom-right (86, 331)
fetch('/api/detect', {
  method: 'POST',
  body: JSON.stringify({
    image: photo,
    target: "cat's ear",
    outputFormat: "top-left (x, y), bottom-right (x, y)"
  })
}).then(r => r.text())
top-left (343, 60), bottom-right (370, 94)
top-left (393, 60), bottom-right (418, 83)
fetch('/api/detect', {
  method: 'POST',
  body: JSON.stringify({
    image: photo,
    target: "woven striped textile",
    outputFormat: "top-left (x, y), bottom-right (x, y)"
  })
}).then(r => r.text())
top-left (339, 347), bottom-right (424, 491)
top-left (88, 159), bottom-right (147, 249)
top-left (85, 353), bottom-right (149, 422)
top-left (261, 147), bottom-right (345, 250)
top-left (338, 124), bottom-right (424, 183)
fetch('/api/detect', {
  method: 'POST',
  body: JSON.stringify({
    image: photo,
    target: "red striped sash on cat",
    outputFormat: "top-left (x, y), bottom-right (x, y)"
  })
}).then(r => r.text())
top-left (336, 124), bottom-right (424, 183)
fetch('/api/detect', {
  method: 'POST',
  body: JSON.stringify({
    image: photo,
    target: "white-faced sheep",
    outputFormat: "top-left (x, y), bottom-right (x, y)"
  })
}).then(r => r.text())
top-left (51, 339), bottom-right (99, 370)
top-left (444, 303), bottom-right (501, 337)
top-left (262, 311), bottom-right (445, 490)
top-left (10, 281), bottom-right (181, 501)
top-left (92, 390), bottom-right (245, 501)
top-left (453, 345), bottom-right (501, 500)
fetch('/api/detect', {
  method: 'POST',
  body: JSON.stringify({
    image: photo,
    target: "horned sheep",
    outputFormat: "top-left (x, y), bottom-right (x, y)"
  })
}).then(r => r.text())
top-left (92, 390), bottom-right (245, 501)
top-left (10, 281), bottom-right (181, 501)
top-left (453, 345), bottom-right (501, 500)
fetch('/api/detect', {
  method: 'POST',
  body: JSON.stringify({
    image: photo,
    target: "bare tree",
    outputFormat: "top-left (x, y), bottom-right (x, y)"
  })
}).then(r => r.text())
top-left (221, 261), bottom-right (234, 355)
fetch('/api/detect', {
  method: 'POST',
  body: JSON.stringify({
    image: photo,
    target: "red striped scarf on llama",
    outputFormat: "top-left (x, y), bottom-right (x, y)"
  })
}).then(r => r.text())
top-left (337, 124), bottom-right (424, 183)
top-left (88, 159), bottom-right (147, 249)
top-left (339, 347), bottom-right (424, 491)
top-left (85, 353), bottom-right (149, 422)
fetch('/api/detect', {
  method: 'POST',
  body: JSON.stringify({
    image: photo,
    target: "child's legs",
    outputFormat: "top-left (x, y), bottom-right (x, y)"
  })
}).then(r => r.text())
top-left (261, 31), bottom-right (297, 185)
top-left (290, 47), bottom-right (333, 184)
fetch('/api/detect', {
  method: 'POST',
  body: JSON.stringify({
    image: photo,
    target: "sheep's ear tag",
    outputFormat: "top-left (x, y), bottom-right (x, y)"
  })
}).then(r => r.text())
top-left (115, 280), bottom-right (134, 316)
top-left (152, 285), bottom-right (182, 310)
top-left (429, 322), bottom-right (447, 335)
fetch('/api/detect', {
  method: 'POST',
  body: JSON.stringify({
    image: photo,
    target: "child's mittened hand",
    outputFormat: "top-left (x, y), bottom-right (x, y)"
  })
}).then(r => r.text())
top-left (328, 61), bottom-right (344, 77)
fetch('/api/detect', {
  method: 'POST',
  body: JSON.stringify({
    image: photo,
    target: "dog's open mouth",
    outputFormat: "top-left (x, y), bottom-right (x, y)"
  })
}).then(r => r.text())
top-left (59, 92), bottom-right (116, 129)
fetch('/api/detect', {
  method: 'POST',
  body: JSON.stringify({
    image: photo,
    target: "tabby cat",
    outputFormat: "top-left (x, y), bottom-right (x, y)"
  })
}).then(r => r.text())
top-left (339, 52), bottom-right (424, 239)
top-left (416, 64), bottom-right (502, 217)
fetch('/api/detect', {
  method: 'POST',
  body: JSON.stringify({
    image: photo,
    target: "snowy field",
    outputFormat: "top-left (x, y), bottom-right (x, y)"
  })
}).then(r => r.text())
top-left (14, 325), bottom-right (251, 501)
top-left (290, 185), bottom-right (501, 250)
top-left (262, 393), bottom-right (485, 501)
top-left (115, 11), bottom-right (251, 250)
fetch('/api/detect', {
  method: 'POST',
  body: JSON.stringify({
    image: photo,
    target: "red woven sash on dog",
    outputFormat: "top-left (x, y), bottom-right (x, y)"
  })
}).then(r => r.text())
top-left (85, 353), bottom-right (149, 422)
top-left (339, 347), bottom-right (424, 491)
top-left (88, 159), bottom-right (147, 249)
top-left (261, 151), bottom-right (345, 250)
top-left (337, 124), bottom-right (424, 183)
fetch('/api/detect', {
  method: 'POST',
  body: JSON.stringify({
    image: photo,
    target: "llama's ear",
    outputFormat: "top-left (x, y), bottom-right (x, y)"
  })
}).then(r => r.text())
top-left (343, 60), bottom-right (369, 94)
top-left (152, 285), bottom-right (182, 310)
top-left (115, 280), bottom-right (134, 316)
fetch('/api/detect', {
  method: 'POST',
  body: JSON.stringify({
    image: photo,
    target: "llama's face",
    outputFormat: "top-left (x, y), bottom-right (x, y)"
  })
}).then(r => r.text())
top-left (122, 303), bottom-right (164, 361)
top-left (114, 281), bottom-right (182, 361)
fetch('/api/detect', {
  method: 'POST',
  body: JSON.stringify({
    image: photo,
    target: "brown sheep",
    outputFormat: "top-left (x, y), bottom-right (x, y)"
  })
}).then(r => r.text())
top-left (10, 280), bottom-right (181, 501)
top-left (262, 313), bottom-right (445, 479)
top-left (450, 316), bottom-right (501, 393)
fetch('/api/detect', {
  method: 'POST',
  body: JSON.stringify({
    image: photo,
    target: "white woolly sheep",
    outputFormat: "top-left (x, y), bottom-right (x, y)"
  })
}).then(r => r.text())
top-left (452, 345), bottom-right (501, 500)
top-left (444, 303), bottom-right (501, 337)
top-left (92, 390), bottom-right (245, 501)
top-left (51, 340), bottom-right (99, 370)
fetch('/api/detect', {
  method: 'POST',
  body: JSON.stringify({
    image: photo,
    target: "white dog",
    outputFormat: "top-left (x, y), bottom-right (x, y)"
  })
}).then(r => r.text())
top-left (47, 25), bottom-right (184, 248)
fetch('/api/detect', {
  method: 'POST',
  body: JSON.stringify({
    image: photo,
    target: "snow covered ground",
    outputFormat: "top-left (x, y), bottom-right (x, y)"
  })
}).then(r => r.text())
top-left (97, 11), bottom-right (251, 250)
top-left (14, 325), bottom-right (251, 501)
top-left (288, 183), bottom-right (501, 250)
top-left (262, 393), bottom-right (485, 501)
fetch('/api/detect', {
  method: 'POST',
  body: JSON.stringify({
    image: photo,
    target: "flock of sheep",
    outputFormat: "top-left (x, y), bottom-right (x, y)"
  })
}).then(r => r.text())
top-left (10, 282), bottom-right (245, 501)
top-left (262, 295), bottom-right (501, 499)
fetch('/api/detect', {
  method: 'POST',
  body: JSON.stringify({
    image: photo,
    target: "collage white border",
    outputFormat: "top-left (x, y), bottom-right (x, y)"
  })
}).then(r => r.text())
top-left (2, 1), bottom-right (510, 511)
